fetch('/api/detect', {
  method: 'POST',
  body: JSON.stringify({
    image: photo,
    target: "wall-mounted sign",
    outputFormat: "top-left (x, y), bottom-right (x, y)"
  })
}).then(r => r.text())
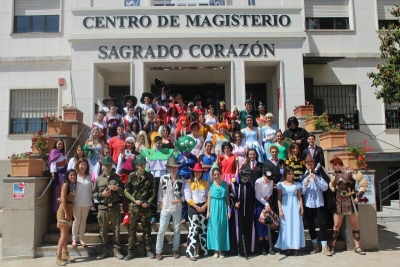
top-left (13, 182), bottom-right (25, 200)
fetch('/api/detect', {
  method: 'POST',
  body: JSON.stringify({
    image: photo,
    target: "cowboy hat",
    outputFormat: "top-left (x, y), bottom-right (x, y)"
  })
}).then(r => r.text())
top-left (154, 78), bottom-right (170, 89)
top-left (123, 95), bottom-right (137, 107)
top-left (140, 92), bottom-right (155, 104)
top-left (165, 154), bottom-right (180, 167)
top-left (102, 96), bottom-right (117, 106)
top-left (191, 163), bottom-right (206, 172)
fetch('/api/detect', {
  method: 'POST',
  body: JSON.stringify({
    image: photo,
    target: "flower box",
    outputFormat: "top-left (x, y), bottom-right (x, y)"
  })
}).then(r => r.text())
top-left (32, 137), bottom-right (56, 155)
top-left (319, 131), bottom-right (347, 149)
top-left (293, 105), bottom-right (314, 118)
top-left (63, 108), bottom-right (83, 123)
top-left (305, 115), bottom-right (329, 132)
top-left (47, 121), bottom-right (73, 136)
top-left (333, 152), bottom-right (358, 169)
top-left (10, 159), bottom-right (44, 177)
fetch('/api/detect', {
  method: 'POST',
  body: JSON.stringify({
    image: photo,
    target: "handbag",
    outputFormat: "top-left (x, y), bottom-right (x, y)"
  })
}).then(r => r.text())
top-left (258, 209), bottom-right (280, 230)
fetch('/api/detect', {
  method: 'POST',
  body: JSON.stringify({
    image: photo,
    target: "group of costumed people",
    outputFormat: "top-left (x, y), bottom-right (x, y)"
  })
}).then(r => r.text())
top-left (51, 78), bottom-right (369, 265)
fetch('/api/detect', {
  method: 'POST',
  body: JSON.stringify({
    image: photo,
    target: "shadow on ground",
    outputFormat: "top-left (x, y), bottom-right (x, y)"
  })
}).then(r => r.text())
top-left (378, 222), bottom-right (400, 251)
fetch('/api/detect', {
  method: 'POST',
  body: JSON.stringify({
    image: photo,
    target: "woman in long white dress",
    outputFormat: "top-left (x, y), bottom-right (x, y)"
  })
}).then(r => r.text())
top-left (262, 113), bottom-right (278, 160)
top-left (241, 115), bottom-right (264, 163)
top-left (205, 104), bottom-right (218, 129)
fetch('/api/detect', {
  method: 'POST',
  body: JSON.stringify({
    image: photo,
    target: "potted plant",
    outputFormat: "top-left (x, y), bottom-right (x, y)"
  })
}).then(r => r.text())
top-left (9, 152), bottom-right (44, 177)
top-left (44, 114), bottom-right (73, 136)
top-left (318, 122), bottom-right (346, 149)
top-left (62, 104), bottom-right (84, 123)
top-left (293, 100), bottom-right (314, 118)
top-left (31, 130), bottom-right (56, 157)
top-left (334, 140), bottom-right (372, 170)
top-left (305, 113), bottom-right (329, 132)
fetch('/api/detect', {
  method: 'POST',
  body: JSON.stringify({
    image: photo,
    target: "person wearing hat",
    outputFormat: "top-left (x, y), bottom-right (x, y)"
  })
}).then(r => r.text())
top-left (184, 162), bottom-right (209, 261)
top-left (301, 154), bottom-right (331, 256)
top-left (155, 154), bottom-right (185, 261)
top-left (186, 102), bottom-right (195, 115)
top-left (239, 96), bottom-right (259, 129)
top-left (218, 100), bottom-right (231, 123)
top-left (92, 155), bottom-right (125, 260)
top-left (141, 136), bottom-right (175, 224)
top-left (256, 101), bottom-right (267, 128)
top-left (212, 122), bottom-right (231, 154)
top-left (188, 121), bottom-right (204, 157)
top-left (105, 105), bottom-right (123, 141)
top-left (254, 166), bottom-right (276, 255)
top-left (282, 116), bottom-right (309, 154)
top-left (124, 155), bottom-right (156, 260)
top-left (102, 96), bottom-right (117, 114)
top-left (122, 95), bottom-right (137, 117)
top-left (139, 92), bottom-right (157, 112)
top-left (193, 95), bottom-right (207, 115)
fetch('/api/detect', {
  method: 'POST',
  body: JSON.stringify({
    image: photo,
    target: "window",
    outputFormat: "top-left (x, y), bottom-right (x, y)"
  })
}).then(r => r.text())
top-left (14, 15), bottom-right (59, 33)
top-left (153, 0), bottom-right (225, 6)
top-left (377, 1), bottom-right (399, 28)
top-left (385, 102), bottom-right (400, 129)
top-left (10, 89), bottom-right (58, 134)
top-left (248, 0), bottom-right (255, 5)
top-left (378, 20), bottom-right (400, 29)
top-left (306, 17), bottom-right (349, 30)
top-left (14, 0), bottom-right (60, 33)
top-left (313, 85), bottom-right (358, 130)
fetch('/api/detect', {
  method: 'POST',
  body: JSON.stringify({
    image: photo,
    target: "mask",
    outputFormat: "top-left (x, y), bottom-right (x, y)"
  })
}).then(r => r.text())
top-left (103, 164), bottom-right (113, 176)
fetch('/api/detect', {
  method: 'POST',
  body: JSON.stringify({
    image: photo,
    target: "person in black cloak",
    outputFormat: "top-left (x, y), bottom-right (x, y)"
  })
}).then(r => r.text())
top-left (282, 117), bottom-right (309, 154)
top-left (229, 163), bottom-right (255, 257)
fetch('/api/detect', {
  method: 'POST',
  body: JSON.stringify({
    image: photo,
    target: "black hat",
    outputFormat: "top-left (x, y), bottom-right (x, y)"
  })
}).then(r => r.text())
top-left (102, 96), bottom-right (117, 106)
top-left (161, 97), bottom-right (169, 103)
top-left (123, 95), bottom-right (137, 107)
top-left (193, 95), bottom-right (202, 102)
top-left (155, 78), bottom-right (170, 89)
top-left (140, 92), bottom-right (155, 104)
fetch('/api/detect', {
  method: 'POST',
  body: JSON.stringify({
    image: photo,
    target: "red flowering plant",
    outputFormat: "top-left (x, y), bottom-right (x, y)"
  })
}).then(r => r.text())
top-left (8, 152), bottom-right (33, 160)
top-left (43, 114), bottom-right (62, 123)
top-left (346, 140), bottom-right (373, 169)
top-left (31, 130), bottom-right (49, 157)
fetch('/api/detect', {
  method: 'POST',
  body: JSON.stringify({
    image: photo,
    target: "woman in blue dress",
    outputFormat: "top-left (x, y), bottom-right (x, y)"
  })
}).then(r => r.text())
top-left (275, 166), bottom-right (305, 256)
top-left (261, 113), bottom-right (278, 160)
top-left (199, 141), bottom-right (217, 184)
top-left (206, 167), bottom-right (230, 258)
top-left (241, 115), bottom-right (264, 163)
top-left (85, 126), bottom-right (103, 168)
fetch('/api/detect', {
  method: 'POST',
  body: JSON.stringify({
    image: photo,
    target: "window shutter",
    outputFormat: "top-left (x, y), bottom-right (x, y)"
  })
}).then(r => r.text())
top-left (377, 0), bottom-right (398, 20)
top-left (14, 0), bottom-right (61, 16)
top-left (305, 0), bottom-right (350, 18)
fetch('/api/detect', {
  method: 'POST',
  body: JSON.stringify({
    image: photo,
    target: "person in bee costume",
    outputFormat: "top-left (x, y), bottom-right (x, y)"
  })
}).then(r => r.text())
top-left (229, 163), bottom-right (255, 258)
top-left (124, 155), bottom-right (156, 260)
top-left (328, 157), bottom-right (368, 256)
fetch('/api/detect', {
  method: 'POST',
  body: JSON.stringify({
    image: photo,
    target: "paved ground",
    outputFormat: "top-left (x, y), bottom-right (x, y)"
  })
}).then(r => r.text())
top-left (1, 221), bottom-right (399, 267)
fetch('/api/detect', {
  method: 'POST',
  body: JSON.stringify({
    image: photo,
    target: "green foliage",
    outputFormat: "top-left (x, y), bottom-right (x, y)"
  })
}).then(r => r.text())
top-left (367, 5), bottom-right (400, 104)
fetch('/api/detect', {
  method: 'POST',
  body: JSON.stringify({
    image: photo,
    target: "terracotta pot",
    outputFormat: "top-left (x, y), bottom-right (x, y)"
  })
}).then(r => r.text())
top-left (305, 116), bottom-right (329, 132)
top-left (63, 108), bottom-right (84, 123)
top-left (293, 105), bottom-right (314, 118)
top-left (10, 159), bottom-right (44, 177)
top-left (333, 152), bottom-right (358, 169)
top-left (47, 121), bottom-right (72, 136)
top-left (31, 137), bottom-right (56, 155)
top-left (319, 131), bottom-right (347, 149)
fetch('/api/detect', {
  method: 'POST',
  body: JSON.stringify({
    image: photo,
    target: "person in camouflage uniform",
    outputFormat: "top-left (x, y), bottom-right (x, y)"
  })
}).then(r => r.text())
top-left (92, 156), bottom-right (124, 260)
top-left (124, 155), bottom-right (156, 260)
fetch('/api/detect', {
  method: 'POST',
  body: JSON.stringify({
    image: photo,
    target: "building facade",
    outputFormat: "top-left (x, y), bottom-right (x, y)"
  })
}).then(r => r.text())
top-left (0, 0), bottom-right (399, 177)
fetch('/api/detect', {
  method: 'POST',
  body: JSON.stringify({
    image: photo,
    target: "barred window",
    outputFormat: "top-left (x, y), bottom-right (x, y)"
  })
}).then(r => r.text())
top-left (385, 102), bottom-right (400, 129)
top-left (313, 85), bottom-right (358, 130)
top-left (10, 89), bottom-right (58, 134)
top-left (153, 0), bottom-right (225, 6)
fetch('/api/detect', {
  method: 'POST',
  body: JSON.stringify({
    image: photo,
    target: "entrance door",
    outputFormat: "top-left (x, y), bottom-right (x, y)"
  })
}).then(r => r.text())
top-left (151, 83), bottom-right (225, 109)
top-left (245, 83), bottom-right (267, 109)
top-left (109, 85), bottom-right (130, 111)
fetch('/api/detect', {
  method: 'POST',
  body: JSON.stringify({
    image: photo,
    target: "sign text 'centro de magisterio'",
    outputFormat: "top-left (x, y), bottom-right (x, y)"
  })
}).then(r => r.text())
top-left (83, 14), bottom-right (291, 28)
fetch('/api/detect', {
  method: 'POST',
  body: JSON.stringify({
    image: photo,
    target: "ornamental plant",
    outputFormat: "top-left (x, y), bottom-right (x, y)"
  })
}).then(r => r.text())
top-left (8, 152), bottom-right (33, 160)
top-left (62, 104), bottom-right (75, 110)
top-left (31, 130), bottom-right (49, 157)
top-left (345, 140), bottom-right (373, 169)
top-left (367, 5), bottom-right (400, 104)
top-left (43, 114), bottom-right (62, 123)
top-left (310, 113), bottom-right (342, 131)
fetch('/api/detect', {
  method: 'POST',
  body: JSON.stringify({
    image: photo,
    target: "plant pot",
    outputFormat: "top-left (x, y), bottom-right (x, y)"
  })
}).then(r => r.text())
top-left (10, 159), bottom-right (44, 177)
top-left (32, 137), bottom-right (56, 155)
top-left (333, 152), bottom-right (358, 169)
top-left (47, 121), bottom-right (73, 136)
top-left (293, 105), bottom-right (314, 118)
top-left (305, 116), bottom-right (329, 132)
top-left (63, 108), bottom-right (84, 123)
top-left (319, 131), bottom-right (347, 149)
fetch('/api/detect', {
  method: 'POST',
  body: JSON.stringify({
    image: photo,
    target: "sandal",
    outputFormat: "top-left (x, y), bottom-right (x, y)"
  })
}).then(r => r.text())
top-left (80, 241), bottom-right (88, 247)
top-left (329, 246), bottom-right (335, 255)
top-left (71, 241), bottom-right (77, 248)
top-left (354, 247), bottom-right (366, 255)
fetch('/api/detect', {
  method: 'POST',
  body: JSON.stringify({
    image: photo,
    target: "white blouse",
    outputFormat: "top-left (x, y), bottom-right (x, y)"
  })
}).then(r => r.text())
top-left (255, 177), bottom-right (274, 207)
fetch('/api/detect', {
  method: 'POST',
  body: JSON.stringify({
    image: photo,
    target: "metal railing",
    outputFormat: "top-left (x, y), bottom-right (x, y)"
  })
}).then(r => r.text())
top-left (378, 168), bottom-right (400, 211)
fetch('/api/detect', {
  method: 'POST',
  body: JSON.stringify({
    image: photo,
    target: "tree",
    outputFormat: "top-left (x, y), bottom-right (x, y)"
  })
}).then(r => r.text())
top-left (367, 5), bottom-right (400, 104)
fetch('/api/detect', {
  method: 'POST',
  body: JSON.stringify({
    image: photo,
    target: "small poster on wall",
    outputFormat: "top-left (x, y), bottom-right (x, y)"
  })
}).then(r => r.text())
top-left (13, 182), bottom-right (25, 199)
top-left (209, 0), bottom-right (225, 5)
top-left (124, 0), bottom-right (140, 6)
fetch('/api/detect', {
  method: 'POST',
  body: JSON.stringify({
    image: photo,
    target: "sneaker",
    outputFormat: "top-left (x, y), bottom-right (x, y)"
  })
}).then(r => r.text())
top-left (213, 252), bottom-right (219, 258)
top-left (151, 217), bottom-right (157, 224)
top-left (189, 257), bottom-right (197, 261)
top-left (114, 250), bottom-right (124, 260)
top-left (219, 251), bottom-right (225, 259)
top-left (311, 243), bottom-right (319, 254)
top-left (156, 253), bottom-right (163, 261)
top-left (322, 245), bottom-right (333, 256)
top-left (173, 251), bottom-right (180, 259)
top-left (96, 252), bottom-right (108, 260)
top-left (124, 251), bottom-right (134, 261)
top-left (147, 251), bottom-right (155, 259)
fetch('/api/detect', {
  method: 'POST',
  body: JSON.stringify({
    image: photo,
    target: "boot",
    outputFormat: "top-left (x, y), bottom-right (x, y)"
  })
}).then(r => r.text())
top-left (125, 250), bottom-right (134, 261)
top-left (114, 249), bottom-right (124, 260)
top-left (61, 251), bottom-right (75, 263)
top-left (311, 243), bottom-right (319, 254)
top-left (258, 241), bottom-right (264, 255)
top-left (264, 240), bottom-right (270, 255)
top-left (56, 254), bottom-right (66, 266)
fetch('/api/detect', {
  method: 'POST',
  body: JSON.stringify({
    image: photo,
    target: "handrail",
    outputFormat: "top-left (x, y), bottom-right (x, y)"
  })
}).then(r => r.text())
top-left (66, 127), bottom-right (88, 157)
top-left (380, 188), bottom-right (400, 202)
top-left (377, 168), bottom-right (400, 185)
top-left (36, 179), bottom-right (53, 200)
top-left (379, 179), bottom-right (400, 211)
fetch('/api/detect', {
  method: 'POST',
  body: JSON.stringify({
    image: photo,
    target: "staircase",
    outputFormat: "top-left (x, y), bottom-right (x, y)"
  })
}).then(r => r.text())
top-left (377, 200), bottom-right (400, 223)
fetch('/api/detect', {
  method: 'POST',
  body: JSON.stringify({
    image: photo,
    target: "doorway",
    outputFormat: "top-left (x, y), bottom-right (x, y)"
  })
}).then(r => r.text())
top-left (109, 85), bottom-right (130, 110)
top-left (245, 83), bottom-right (267, 109)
